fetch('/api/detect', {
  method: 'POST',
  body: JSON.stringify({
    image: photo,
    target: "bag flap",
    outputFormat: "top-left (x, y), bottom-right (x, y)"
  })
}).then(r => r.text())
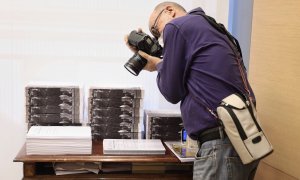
top-left (221, 94), bottom-right (246, 109)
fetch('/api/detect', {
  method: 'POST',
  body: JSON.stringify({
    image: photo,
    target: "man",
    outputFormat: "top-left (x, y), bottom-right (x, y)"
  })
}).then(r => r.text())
top-left (125, 2), bottom-right (259, 179)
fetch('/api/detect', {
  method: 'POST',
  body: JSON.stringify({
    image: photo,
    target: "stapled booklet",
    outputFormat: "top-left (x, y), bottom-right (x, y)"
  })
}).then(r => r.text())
top-left (103, 139), bottom-right (166, 155)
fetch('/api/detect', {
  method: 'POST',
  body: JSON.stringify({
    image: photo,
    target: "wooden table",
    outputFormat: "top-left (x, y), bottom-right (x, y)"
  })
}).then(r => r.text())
top-left (14, 140), bottom-right (193, 179)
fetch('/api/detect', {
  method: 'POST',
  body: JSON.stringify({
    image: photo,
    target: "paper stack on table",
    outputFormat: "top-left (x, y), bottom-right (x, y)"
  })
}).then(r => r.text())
top-left (53, 162), bottom-right (101, 175)
top-left (103, 139), bottom-right (165, 155)
top-left (26, 126), bottom-right (92, 155)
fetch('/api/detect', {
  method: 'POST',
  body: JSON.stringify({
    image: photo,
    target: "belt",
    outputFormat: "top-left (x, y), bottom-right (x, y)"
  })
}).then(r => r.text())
top-left (197, 126), bottom-right (227, 145)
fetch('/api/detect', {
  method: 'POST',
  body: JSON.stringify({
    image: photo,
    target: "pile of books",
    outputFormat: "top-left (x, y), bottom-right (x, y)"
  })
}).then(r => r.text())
top-left (144, 110), bottom-right (183, 141)
top-left (89, 87), bottom-right (143, 140)
top-left (25, 86), bottom-right (81, 129)
top-left (26, 126), bottom-right (92, 155)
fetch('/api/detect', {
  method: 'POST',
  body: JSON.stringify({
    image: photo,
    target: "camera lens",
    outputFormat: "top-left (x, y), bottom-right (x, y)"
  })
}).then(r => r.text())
top-left (124, 30), bottom-right (162, 76)
top-left (124, 53), bottom-right (147, 76)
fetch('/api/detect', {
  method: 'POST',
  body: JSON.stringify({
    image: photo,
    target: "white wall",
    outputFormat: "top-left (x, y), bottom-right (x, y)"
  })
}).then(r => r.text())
top-left (0, 0), bottom-right (228, 179)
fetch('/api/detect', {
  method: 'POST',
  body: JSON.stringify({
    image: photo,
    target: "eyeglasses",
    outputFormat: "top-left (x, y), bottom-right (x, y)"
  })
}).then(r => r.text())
top-left (150, 9), bottom-right (164, 39)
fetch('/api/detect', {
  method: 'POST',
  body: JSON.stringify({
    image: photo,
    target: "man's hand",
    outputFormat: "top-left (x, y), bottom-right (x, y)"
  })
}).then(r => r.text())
top-left (138, 50), bottom-right (162, 72)
top-left (124, 28), bottom-right (143, 53)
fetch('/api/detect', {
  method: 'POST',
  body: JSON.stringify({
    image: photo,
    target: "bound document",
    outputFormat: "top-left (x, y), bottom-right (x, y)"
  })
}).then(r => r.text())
top-left (26, 126), bottom-right (92, 155)
top-left (103, 139), bottom-right (166, 155)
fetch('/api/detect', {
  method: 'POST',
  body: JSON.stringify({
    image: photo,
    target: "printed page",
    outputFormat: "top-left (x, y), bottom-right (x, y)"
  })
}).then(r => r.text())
top-left (103, 139), bottom-right (166, 155)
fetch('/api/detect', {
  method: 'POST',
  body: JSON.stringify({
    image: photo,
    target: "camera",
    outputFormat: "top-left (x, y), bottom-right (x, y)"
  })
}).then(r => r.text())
top-left (124, 30), bottom-right (163, 76)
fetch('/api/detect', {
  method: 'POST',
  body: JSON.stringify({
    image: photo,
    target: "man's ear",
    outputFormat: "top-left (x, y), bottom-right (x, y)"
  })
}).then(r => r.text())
top-left (166, 6), bottom-right (175, 17)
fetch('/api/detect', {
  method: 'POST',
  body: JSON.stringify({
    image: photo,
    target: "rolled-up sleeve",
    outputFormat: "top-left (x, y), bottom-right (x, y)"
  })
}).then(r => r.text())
top-left (156, 24), bottom-right (188, 104)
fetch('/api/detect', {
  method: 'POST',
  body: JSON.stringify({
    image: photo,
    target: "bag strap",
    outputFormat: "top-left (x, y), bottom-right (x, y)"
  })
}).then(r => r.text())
top-left (199, 14), bottom-right (243, 59)
top-left (189, 13), bottom-right (256, 116)
top-left (189, 91), bottom-right (219, 119)
top-left (199, 13), bottom-right (253, 99)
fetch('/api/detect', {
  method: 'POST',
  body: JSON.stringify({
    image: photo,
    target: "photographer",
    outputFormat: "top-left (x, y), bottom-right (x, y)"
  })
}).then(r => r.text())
top-left (124, 2), bottom-right (259, 179)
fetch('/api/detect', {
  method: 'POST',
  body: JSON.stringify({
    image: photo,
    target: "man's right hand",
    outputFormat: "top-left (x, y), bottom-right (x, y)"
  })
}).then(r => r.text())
top-left (138, 50), bottom-right (162, 72)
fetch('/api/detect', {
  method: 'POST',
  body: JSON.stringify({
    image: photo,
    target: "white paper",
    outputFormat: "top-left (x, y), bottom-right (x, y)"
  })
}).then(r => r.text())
top-left (27, 126), bottom-right (91, 139)
top-left (26, 126), bottom-right (92, 155)
top-left (103, 139), bottom-right (165, 155)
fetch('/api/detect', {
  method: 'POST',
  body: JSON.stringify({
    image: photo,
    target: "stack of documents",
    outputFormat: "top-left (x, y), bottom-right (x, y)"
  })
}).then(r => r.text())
top-left (26, 126), bottom-right (92, 155)
top-left (103, 139), bottom-right (165, 155)
top-left (53, 162), bottom-right (101, 175)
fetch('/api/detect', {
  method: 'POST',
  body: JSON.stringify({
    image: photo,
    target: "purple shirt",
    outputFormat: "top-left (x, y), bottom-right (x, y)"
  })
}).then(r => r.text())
top-left (156, 7), bottom-right (255, 140)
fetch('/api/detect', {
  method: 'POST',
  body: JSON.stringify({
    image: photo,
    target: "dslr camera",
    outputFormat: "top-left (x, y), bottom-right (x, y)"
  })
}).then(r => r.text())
top-left (124, 30), bottom-right (163, 76)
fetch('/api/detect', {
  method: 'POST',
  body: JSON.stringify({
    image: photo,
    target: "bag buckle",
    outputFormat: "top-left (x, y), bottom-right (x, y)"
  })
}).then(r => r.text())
top-left (218, 126), bottom-right (225, 139)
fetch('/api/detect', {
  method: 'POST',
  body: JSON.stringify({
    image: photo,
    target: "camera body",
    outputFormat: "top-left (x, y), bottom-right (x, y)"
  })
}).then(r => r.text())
top-left (124, 30), bottom-right (163, 76)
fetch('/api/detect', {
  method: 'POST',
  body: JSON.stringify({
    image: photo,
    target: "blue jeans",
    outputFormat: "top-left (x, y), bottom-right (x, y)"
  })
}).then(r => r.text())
top-left (193, 136), bottom-right (259, 180)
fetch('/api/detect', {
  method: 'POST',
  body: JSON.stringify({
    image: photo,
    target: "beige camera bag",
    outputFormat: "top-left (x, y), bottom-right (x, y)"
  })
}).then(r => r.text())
top-left (194, 13), bottom-right (273, 164)
top-left (217, 94), bottom-right (273, 164)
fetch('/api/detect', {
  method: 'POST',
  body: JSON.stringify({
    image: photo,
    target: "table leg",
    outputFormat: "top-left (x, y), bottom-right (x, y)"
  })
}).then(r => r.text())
top-left (23, 163), bottom-right (36, 177)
